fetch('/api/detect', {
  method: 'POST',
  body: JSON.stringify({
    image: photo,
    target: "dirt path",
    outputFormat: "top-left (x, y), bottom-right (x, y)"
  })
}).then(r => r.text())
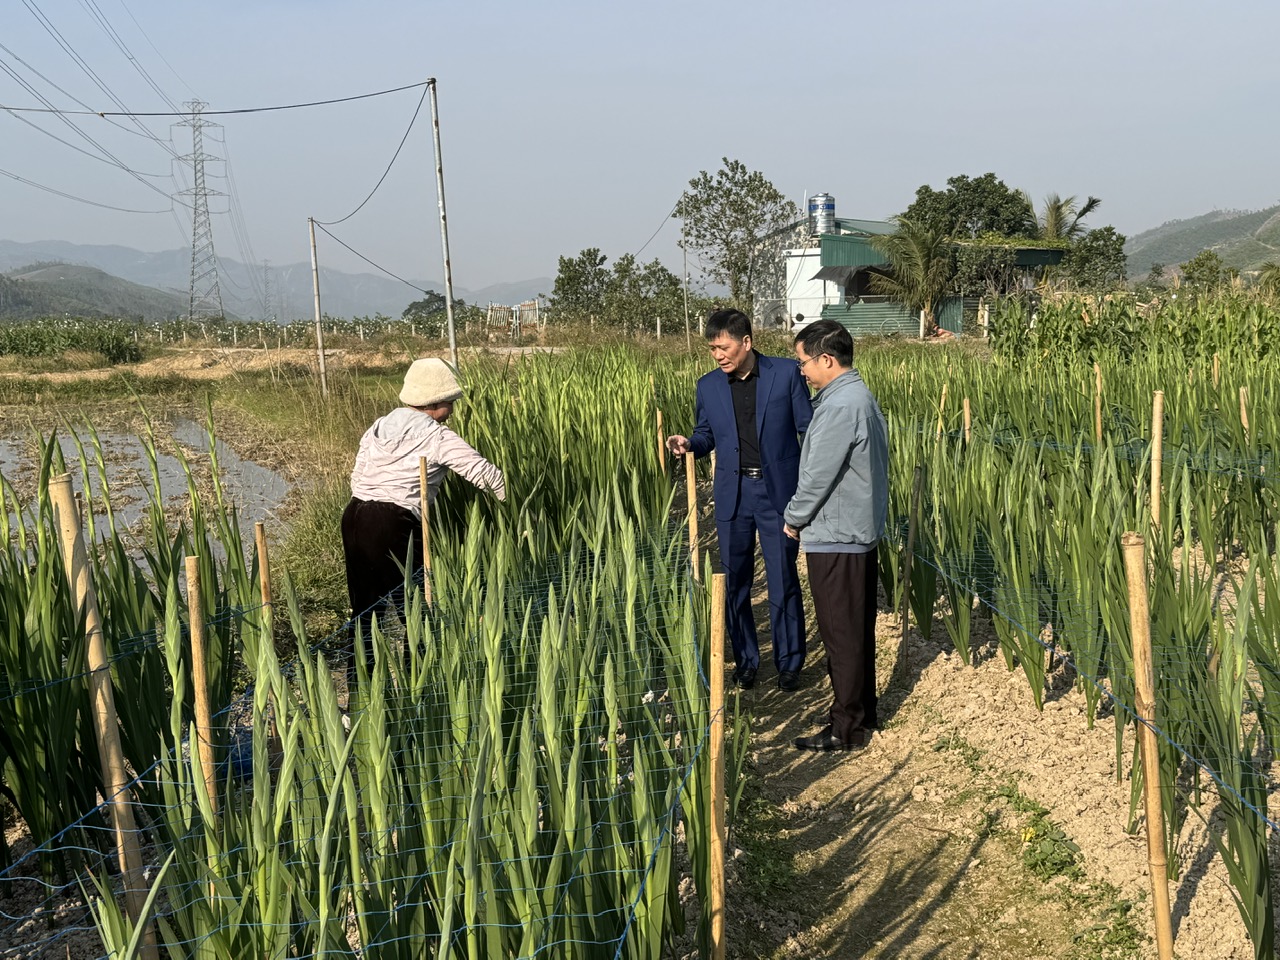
top-left (721, 582), bottom-right (1251, 959)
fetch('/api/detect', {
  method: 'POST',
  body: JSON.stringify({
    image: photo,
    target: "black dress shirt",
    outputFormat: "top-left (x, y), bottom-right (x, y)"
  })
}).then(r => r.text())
top-left (728, 355), bottom-right (761, 471)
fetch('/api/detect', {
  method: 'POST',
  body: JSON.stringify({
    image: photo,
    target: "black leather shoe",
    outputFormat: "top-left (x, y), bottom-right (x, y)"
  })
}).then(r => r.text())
top-left (733, 666), bottom-right (757, 690)
top-left (794, 726), bottom-right (867, 752)
top-left (777, 670), bottom-right (801, 691)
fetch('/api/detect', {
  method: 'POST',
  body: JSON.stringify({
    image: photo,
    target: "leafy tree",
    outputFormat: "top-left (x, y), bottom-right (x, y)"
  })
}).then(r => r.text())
top-left (673, 158), bottom-right (798, 311)
top-left (1259, 261), bottom-right (1280, 296)
top-left (1064, 226), bottom-right (1128, 291)
top-left (867, 218), bottom-right (954, 335)
top-left (401, 291), bottom-right (447, 322)
top-left (952, 240), bottom-right (1018, 299)
top-left (1020, 193), bottom-right (1101, 241)
top-left (1180, 250), bottom-right (1227, 293)
top-left (601, 254), bottom-right (682, 330)
top-left (549, 248), bottom-right (610, 321)
top-left (903, 173), bottom-right (1033, 239)
top-left (548, 249), bottom-right (682, 329)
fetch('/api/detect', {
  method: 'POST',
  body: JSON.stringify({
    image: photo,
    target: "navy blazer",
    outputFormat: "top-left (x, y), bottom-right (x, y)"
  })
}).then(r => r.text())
top-left (688, 353), bottom-right (814, 521)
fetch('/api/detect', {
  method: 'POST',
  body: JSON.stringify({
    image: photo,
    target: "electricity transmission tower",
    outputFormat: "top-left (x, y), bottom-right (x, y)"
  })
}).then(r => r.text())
top-left (178, 100), bottom-right (225, 320)
top-left (262, 259), bottom-right (275, 322)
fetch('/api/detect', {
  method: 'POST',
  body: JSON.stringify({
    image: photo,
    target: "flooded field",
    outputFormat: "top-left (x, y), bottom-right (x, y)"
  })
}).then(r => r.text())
top-left (0, 416), bottom-right (290, 540)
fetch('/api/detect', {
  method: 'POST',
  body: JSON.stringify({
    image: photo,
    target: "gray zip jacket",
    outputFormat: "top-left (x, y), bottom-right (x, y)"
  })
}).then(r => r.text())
top-left (783, 368), bottom-right (888, 552)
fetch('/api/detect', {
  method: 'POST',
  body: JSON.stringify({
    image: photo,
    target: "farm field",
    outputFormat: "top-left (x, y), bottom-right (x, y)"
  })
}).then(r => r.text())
top-left (1, 295), bottom-right (1279, 959)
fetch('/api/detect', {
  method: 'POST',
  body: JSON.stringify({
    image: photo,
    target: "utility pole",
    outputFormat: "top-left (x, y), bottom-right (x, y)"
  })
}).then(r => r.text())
top-left (428, 78), bottom-right (459, 369)
top-left (308, 218), bottom-right (328, 397)
top-left (682, 222), bottom-right (692, 351)
top-left (178, 100), bottom-right (225, 321)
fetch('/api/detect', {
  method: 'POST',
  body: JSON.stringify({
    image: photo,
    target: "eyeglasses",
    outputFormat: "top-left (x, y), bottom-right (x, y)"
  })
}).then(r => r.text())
top-left (798, 353), bottom-right (826, 370)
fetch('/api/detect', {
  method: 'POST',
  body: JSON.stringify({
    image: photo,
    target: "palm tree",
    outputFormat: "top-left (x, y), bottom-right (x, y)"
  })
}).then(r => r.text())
top-left (867, 218), bottom-right (955, 336)
top-left (1259, 261), bottom-right (1280, 296)
top-left (1018, 192), bottom-right (1101, 241)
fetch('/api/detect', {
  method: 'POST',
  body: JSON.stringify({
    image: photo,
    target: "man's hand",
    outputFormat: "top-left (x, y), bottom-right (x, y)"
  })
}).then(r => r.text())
top-left (666, 434), bottom-right (691, 456)
top-left (784, 524), bottom-right (800, 540)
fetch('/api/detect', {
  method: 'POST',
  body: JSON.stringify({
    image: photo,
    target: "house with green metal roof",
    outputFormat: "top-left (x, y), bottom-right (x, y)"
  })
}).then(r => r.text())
top-left (775, 217), bottom-right (1065, 337)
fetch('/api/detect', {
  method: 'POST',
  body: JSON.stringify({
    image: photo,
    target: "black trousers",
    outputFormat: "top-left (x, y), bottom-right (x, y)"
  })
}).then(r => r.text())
top-left (807, 549), bottom-right (879, 740)
top-left (340, 498), bottom-right (423, 653)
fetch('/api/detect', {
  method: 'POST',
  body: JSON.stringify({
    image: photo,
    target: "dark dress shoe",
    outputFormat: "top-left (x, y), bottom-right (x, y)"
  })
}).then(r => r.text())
top-left (733, 666), bottom-right (757, 689)
top-left (777, 670), bottom-right (801, 691)
top-left (793, 726), bottom-right (867, 752)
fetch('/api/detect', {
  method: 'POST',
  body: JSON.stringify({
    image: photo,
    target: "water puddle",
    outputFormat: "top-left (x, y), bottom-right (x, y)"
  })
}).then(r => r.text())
top-left (0, 418), bottom-right (290, 540)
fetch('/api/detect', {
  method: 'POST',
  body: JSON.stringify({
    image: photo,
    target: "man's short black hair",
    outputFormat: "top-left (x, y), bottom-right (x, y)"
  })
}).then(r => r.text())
top-left (794, 318), bottom-right (853, 367)
top-left (705, 308), bottom-right (752, 341)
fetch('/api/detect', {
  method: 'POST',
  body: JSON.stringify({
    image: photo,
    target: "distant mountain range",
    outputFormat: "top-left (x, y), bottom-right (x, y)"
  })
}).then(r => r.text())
top-left (1124, 204), bottom-right (1280, 277)
top-left (0, 239), bottom-right (551, 321)
top-left (0, 263), bottom-right (192, 322)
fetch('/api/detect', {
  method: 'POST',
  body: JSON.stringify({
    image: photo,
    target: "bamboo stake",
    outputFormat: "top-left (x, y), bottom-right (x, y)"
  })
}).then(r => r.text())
top-left (897, 465), bottom-right (925, 679)
top-left (1150, 391), bottom-right (1164, 528)
top-left (685, 451), bottom-right (700, 581)
top-left (656, 408), bottom-right (666, 473)
top-left (1239, 386), bottom-right (1249, 440)
top-left (419, 457), bottom-right (434, 606)
top-left (1121, 532), bottom-right (1175, 960)
top-left (1094, 362), bottom-right (1103, 445)
top-left (185, 556), bottom-right (218, 818)
top-left (962, 397), bottom-right (971, 445)
top-left (709, 573), bottom-right (727, 960)
top-left (935, 382), bottom-right (948, 439)
top-left (49, 475), bottom-right (157, 960)
top-left (254, 521), bottom-right (272, 610)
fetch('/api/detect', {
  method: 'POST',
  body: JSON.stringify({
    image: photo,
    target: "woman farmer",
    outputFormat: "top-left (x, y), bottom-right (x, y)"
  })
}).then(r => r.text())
top-left (341, 357), bottom-right (506, 647)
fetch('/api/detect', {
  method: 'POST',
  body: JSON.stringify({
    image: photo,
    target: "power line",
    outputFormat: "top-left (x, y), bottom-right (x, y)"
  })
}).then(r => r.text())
top-left (0, 79), bottom-right (431, 117)
top-left (77, 0), bottom-right (182, 113)
top-left (113, 0), bottom-right (196, 99)
top-left (635, 199), bottom-right (680, 258)
top-left (0, 40), bottom-right (172, 145)
top-left (312, 222), bottom-right (429, 294)
top-left (0, 51), bottom-right (187, 208)
top-left (19, 0), bottom-right (181, 156)
top-left (314, 83), bottom-right (429, 226)
top-left (0, 165), bottom-right (171, 213)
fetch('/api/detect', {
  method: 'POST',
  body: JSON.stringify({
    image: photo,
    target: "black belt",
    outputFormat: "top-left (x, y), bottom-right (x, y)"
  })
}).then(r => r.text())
top-left (741, 467), bottom-right (763, 479)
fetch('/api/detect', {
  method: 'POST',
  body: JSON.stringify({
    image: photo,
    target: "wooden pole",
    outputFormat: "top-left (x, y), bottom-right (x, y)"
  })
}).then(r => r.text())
top-left (962, 397), bottom-right (971, 445)
top-left (1120, 532), bottom-right (1175, 960)
top-left (185, 556), bottom-right (218, 818)
top-left (1150, 391), bottom-right (1164, 528)
top-left (1239, 386), bottom-right (1249, 440)
top-left (307, 218), bottom-right (328, 398)
top-left (685, 451), bottom-right (701, 582)
top-left (709, 573), bottom-right (727, 960)
top-left (656, 408), bottom-right (666, 474)
top-left (254, 521), bottom-right (272, 610)
top-left (418, 457), bottom-right (434, 606)
top-left (897, 465), bottom-right (925, 678)
top-left (49, 475), bottom-right (157, 960)
top-left (935, 382), bottom-right (948, 440)
top-left (1212, 352), bottom-right (1220, 389)
top-left (1094, 362), bottom-right (1103, 445)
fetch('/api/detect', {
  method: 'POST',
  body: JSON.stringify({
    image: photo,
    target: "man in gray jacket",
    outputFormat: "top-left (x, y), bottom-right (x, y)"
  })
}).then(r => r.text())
top-left (783, 320), bottom-right (888, 751)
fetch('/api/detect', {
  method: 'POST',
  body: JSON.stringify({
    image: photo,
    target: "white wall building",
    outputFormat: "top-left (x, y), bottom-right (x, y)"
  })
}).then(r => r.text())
top-left (782, 246), bottom-right (838, 329)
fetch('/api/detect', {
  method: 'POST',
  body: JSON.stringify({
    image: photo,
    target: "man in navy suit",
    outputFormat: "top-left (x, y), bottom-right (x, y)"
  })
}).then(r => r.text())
top-left (667, 309), bottom-right (813, 690)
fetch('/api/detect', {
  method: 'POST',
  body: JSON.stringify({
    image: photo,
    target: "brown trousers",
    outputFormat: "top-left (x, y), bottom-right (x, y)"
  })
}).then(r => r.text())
top-left (807, 549), bottom-right (879, 740)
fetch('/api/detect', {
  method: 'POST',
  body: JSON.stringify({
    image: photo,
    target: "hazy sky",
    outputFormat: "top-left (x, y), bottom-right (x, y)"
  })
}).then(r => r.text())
top-left (2, 0), bottom-right (1277, 291)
